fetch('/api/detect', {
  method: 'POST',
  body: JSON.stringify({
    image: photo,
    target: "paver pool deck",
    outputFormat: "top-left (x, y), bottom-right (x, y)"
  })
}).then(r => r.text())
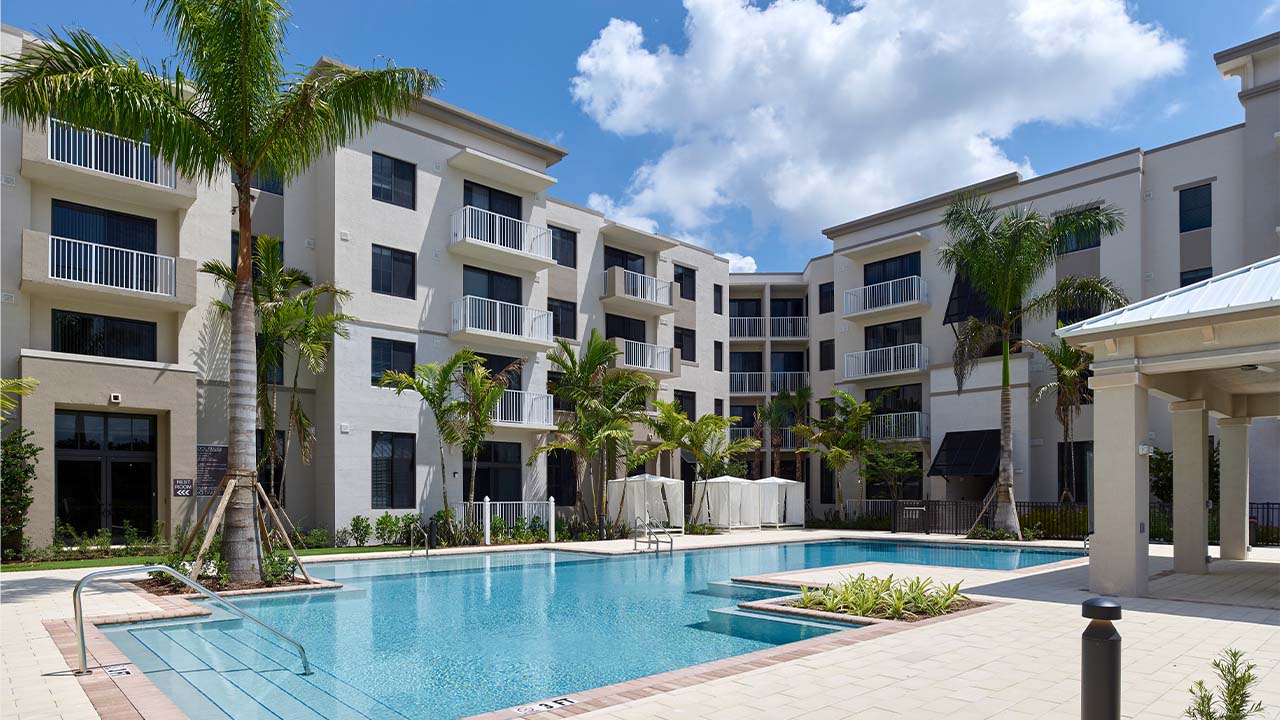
top-left (2, 530), bottom-right (1277, 719)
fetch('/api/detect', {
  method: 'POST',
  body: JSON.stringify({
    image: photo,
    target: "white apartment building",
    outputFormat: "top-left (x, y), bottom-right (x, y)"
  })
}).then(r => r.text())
top-left (731, 32), bottom-right (1280, 516)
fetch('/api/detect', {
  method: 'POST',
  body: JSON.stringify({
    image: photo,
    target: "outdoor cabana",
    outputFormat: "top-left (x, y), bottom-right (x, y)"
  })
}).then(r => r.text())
top-left (756, 477), bottom-right (806, 528)
top-left (691, 476), bottom-right (762, 531)
top-left (606, 474), bottom-right (685, 533)
top-left (1058, 256), bottom-right (1280, 596)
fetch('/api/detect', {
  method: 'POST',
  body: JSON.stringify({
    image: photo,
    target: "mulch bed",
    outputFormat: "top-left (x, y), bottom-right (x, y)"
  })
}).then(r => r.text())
top-left (132, 576), bottom-right (311, 596)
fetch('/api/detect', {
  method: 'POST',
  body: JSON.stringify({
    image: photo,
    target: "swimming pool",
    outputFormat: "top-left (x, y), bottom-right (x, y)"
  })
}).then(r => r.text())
top-left (103, 540), bottom-right (1080, 719)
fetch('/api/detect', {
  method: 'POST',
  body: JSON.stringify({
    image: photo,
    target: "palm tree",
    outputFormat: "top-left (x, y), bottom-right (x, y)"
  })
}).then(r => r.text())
top-left (454, 359), bottom-right (522, 503)
top-left (939, 194), bottom-right (1128, 539)
top-left (1, 378), bottom-right (38, 424)
top-left (1, 2), bottom-right (440, 581)
top-left (681, 409), bottom-right (759, 524)
top-left (379, 349), bottom-right (478, 516)
top-left (776, 386), bottom-right (812, 485)
top-left (795, 390), bottom-right (875, 521)
top-left (760, 396), bottom-right (791, 478)
top-left (1025, 335), bottom-right (1093, 502)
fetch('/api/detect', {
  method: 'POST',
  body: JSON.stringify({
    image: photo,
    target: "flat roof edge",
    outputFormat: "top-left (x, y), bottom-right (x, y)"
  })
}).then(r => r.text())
top-left (1213, 32), bottom-right (1280, 65)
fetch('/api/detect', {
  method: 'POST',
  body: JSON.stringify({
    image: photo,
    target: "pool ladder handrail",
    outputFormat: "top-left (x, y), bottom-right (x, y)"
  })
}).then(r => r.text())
top-left (634, 516), bottom-right (673, 553)
top-left (407, 522), bottom-right (430, 559)
top-left (72, 564), bottom-right (311, 677)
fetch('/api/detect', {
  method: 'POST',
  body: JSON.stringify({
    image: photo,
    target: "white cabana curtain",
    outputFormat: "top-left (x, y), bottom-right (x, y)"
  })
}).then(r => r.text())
top-left (757, 476), bottom-right (805, 528)
top-left (606, 474), bottom-right (685, 532)
top-left (692, 476), bottom-right (762, 530)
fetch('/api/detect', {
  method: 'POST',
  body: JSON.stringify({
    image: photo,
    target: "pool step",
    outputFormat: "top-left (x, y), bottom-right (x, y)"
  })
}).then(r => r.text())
top-left (696, 580), bottom-right (794, 602)
top-left (690, 606), bottom-right (851, 645)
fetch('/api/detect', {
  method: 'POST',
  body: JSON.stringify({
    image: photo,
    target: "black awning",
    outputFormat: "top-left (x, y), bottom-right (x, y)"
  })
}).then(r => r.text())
top-left (943, 271), bottom-right (997, 325)
top-left (928, 429), bottom-right (1000, 477)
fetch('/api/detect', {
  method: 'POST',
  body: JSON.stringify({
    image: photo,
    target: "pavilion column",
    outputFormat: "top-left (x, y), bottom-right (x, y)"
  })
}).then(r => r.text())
top-left (1217, 418), bottom-right (1251, 560)
top-left (1088, 372), bottom-right (1150, 597)
top-left (1171, 400), bottom-right (1209, 574)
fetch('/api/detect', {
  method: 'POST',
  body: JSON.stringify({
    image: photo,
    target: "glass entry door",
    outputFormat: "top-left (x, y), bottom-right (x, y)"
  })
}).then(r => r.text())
top-left (55, 410), bottom-right (157, 539)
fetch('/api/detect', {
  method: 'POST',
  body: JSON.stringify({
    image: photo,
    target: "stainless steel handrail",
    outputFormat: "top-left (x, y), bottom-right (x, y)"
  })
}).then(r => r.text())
top-left (407, 522), bottom-right (430, 559)
top-left (72, 565), bottom-right (311, 676)
top-left (633, 516), bottom-right (673, 553)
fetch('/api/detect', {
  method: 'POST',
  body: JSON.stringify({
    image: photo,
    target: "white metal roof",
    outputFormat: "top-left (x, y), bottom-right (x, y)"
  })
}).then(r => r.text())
top-left (1057, 255), bottom-right (1280, 340)
top-left (755, 476), bottom-right (803, 484)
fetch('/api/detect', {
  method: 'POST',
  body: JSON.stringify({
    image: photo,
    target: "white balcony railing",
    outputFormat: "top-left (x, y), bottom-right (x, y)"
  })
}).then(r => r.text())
top-left (770, 316), bottom-right (808, 338)
top-left (730, 371), bottom-right (765, 394)
top-left (450, 205), bottom-right (552, 260)
top-left (606, 268), bottom-right (672, 306)
top-left (771, 371), bottom-right (809, 392)
top-left (491, 389), bottom-right (554, 427)
top-left (729, 427), bottom-right (754, 442)
top-left (451, 295), bottom-right (553, 343)
top-left (844, 276), bottom-right (927, 315)
top-left (48, 117), bottom-right (176, 188)
top-left (48, 236), bottom-right (177, 296)
top-left (620, 339), bottom-right (673, 374)
top-left (844, 343), bottom-right (928, 379)
top-left (729, 317), bottom-right (764, 338)
top-left (775, 428), bottom-right (804, 450)
top-left (864, 411), bottom-right (929, 441)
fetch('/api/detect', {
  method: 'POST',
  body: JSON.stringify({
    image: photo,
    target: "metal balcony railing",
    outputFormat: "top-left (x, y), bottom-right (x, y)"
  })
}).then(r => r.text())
top-left (48, 236), bottom-right (176, 296)
top-left (769, 316), bottom-right (808, 338)
top-left (606, 268), bottom-right (672, 305)
top-left (48, 117), bottom-right (177, 188)
top-left (620, 339), bottom-right (673, 373)
top-left (730, 371), bottom-right (765, 393)
top-left (451, 295), bottom-right (553, 343)
top-left (450, 205), bottom-right (552, 260)
top-left (491, 389), bottom-right (554, 426)
top-left (729, 317), bottom-right (764, 338)
top-left (863, 411), bottom-right (930, 441)
top-left (844, 343), bottom-right (928, 379)
top-left (771, 371), bottom-right (809, 392)
top-left (844, 276), bottom-right (927, 315)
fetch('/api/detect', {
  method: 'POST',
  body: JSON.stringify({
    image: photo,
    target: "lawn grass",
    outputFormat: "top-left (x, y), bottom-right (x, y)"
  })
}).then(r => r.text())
top-left (0, 545), bottom-right (414, 573)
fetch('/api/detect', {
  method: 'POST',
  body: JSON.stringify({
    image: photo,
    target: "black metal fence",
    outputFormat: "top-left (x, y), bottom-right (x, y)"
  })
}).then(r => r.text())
top-left (859, 499), bottom-right (1280, 546)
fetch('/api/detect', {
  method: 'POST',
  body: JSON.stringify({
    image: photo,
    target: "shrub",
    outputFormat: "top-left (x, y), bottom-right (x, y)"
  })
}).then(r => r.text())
top-left (685, 523), bottom-right (717, 535)
top-left (334, 526), bottom-right (352, 548)
top-left (374, 512), bottom-right (401, 546)
top-left (966, 525), bottom-right (1041, 541)
top-left (1185, 648), bottom-right (1265, 719)
top-left (1, 428), bottom-right (40, 559)
top-left (349, 515), bottom-right (372, 547)
top-left (794, 574), bottom-right (970, 621)
top-left (261, 550), bottom-right (299, 586)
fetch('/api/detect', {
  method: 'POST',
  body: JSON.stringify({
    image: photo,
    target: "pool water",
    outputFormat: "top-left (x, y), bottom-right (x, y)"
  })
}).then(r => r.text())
top-left (103, 540), bottom-right (1080, 719)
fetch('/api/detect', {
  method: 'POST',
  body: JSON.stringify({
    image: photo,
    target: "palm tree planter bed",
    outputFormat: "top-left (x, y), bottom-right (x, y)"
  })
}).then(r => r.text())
top-left (739, 594), bottom-right (987, 626)
top-left (773, 574), bottom-right (980, 623)
top-left (133, 575), bottom-right (334, 597)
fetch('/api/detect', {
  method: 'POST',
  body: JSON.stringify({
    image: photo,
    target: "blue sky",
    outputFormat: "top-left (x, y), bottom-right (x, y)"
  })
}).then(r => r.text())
top-left (4, 1), bottom-right (1275, 271)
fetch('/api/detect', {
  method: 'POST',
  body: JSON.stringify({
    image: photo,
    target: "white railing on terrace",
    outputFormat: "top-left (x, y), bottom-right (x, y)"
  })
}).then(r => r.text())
top-left (771, 371), bottom-right (809, 392)
top-left (48, 118), bottom-right (177, 188)
top-left (864, 411), bottom-right (929, 441)
top-left (844, 343), bottom-right (928, 379)
top-left (492, 389), bottom-right (554, 427)
top-left (451, 295), bottom-right (553, 343)
top-left (49, 236), bottom-right (176, 296)
top-left (621, 339), bottom-right (673, 373)
top-left (606, 268), bottom-right (672, 306)
top-left (729, 317), bottom-right (764, 338)
top-left (845, 498), bottom-right (896, 519)
top-left (775, 428), bottom-right (804, 450)
top-left (770, 316), bottom-right (808, 338)
top-left (450, 205), bottom-right (552, 260)
top-left (844, 276), bottom-right (927, 315)
top-left (730, 371), bottom-right (764, 394)
top-left (454, 497), bottom-right (556, 545)
top-left (729, 427), bottom-right (754, 442)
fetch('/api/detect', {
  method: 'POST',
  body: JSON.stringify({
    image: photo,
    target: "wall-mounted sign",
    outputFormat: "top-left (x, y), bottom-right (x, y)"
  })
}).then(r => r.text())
top-left (196, 444), bottom-right (228, 496)
top-left (173, 478), bottom-right (193, 497)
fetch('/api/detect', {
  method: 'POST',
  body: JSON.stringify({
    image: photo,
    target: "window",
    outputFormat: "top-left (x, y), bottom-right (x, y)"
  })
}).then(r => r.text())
top-left (673, 264), bottom-right (696, 301)
top-left (604, 246), bottom-right (645, 274)
top-left (771, 297), bottom-right (804, 317)
top-left (232, 167), bottom-right (283, 196)
top-left (864, 318), bottom-right (921, 350)
top-left (731, 404), bottom-right (756, 428)
top-left (1179, 184), bottom-right (1211, 233)
top-left (819, 340), bottom-right (835, 371)
top-left (674, 327), bottom-right (696, 362)
top-left (550, 226), bottom-right (577, 268)
top-left (546, 449), bottom-right (577, 506)
top-left (730, 351), bottom-right (763, 373)
top-left (673, 390), bottom-right (696, 418)
top-left (1057, 212), bottom-right (1101, 254)
top-left (820, 464), bottom-right (835, 504)
top-left (819, 398), bottom-right (834, 420)
top-left (52, 200), bottom-right (156, 253)
top-left (464, 180), bottom-right (521, 219)
top-left (605, 314), bottom-right (646, 343)
top-left (231, 232), bottom-right (284, 275)
top-left (714, 284), bottom-right (724, 314)
top-left (865, 384), bottom-right (922, 413)
top-left (256, 333), bottom-right (284, 385)
top-left (547, 371), bottom-right (573, 412)
top-left (819, 282), bottom-right (834, 314)
top-left (371, 245), bottom-right (415, 298)
top-left (714, 399), bottom-right (724, 416)
top-left (714, 341), bottom-right (724, 371)
top-left (371, 337), bottom-right (415, 385)
top-left (476, 353), bottom-right (522, 390)
top-left (463, 441), bottom-right (522, 502)
top-left (548, 298), bottom-right (577, 339)
top-left (1180, 267), bottom-right (1212, 287)
top-left (729, 298), bottom-right (762, 318)
top-left (52, 310), bottom-right (156, 361)
top-left (371, 431), bottom-right (415, 509)
top-left (864, 252), bottom-right (921, 286)
top-left (771, 351), bottom-right (805, 372)
top-left (372, 153), bottom-right (415, 209)
top-left (463, 265), bottom-right (522, 304)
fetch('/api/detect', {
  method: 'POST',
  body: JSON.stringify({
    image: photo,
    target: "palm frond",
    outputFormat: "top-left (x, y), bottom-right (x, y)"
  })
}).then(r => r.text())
top-left (950, 317), bottom-right (1000, 393)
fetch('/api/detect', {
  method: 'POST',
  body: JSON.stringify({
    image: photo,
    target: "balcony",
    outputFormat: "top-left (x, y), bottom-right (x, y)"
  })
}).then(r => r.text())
top-left (491, 389), bottom-right (555, 429)
top-left (843, 276), bottom-right (928, 319)
top-left (729, 317), bottom-right (764, 338)
top-left (729, 426), bottom-right (754, 442)
top-left (771, 371), bottom-right (809, 392)
top-left (449, 295), bottom-right (554, 351)
top-left (448, 205), bottom-right (556, 272)
top-left (864, 411), bottom-right (930, 441)
top-left (600, 267), bottom-right (674, 315)
top-left (844, 343), bottom-right (929, 380)
top-left (612, 338), bottom-right (678, 378)
top-left (774, 428), bottom-right (805, 450)
top-left (21, 118), bottom-right (196, 208)
top-left (770, 316), bottom-right (808, 339)
top-left (20, 231), bottom-right (196, 309)
top-left (730, 371), bottom-right (765, 394)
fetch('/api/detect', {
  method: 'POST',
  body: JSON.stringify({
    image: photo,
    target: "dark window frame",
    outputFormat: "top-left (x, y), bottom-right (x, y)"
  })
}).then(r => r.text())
top-left (713, 284), bottom-right (724, 315)
top-left (818, 282), bottom-right (834, 314)
top-left (548, 297), bottom-right (578, 339)
top-left (1178, 183), bottom-right (1211, 233)
top-left (673, 390), bottom-right (696, 418)
top-left (371, 244), bottom-right (416, 298)
top-left (550, 226), bottom-right (577, 268)
top-left (52, 200), bottom-right (157, 254)
top-left (864, 252), bottom-right (921, 286)
top-left (674, 326), bottom-right (696, 362)
top-left (673, 264), bottom-right (696, 301)
top-left (1180, 267), bottom-right (1213, 287)
top-left (371, 337), bottom-right (415, 386)
top-left (52, 309), bottom-right (157, 362)
top-left (714, 340), bottom-right (724, 372)
top-left (819, 339), bottom-right (835, 371)
top-left (372, 152), bottom-right (416, 210)
top-left (371, 431), bottom-right (415, 510)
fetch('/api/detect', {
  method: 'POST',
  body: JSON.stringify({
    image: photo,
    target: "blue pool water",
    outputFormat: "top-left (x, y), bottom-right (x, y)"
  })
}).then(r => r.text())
top-left (103, 540), bottom-right (1080, 719)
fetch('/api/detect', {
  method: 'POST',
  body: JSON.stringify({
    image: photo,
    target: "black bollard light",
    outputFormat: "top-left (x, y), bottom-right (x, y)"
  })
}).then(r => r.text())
top-left (1081, 598), bottom-right (1122, 720)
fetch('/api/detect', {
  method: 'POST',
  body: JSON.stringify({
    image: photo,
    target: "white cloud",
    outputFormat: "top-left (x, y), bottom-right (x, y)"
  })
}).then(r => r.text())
top-left (571, 0), bottom-right (1185, 254)
top-left (1161, 101), bottom-right (1185, 119)
top-left (1261, 1), bottom-right (1280, 24)
top-left (721, 252), bottom-right (758, 273)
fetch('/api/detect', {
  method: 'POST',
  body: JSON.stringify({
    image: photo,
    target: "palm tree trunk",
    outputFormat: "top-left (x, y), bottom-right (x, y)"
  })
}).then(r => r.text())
top-left (992, 335), bottom-right (1023, 539)
top-left (770, 429), bottom-right (782, 477)
top-left (468, 452), bottom-right (478, 503)
top-left (437, 442), bottom-right (451, 516)
top-left (223, 183), bottom-right (260, 583)
top-left (835, 464), bottom-right (847, 521)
